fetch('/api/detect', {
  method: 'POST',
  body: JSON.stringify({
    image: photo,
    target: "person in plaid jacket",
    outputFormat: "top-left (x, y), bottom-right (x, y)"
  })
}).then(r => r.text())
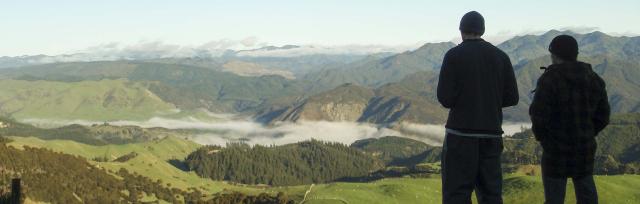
top-left (529, 35), bottom-right (610, 204)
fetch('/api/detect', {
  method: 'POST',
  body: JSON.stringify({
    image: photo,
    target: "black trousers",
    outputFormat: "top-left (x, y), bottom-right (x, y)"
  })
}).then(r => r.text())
top-left (441, 133), bottom-right (503, 204)
top-left (542, 174), bottom-right (598, 204)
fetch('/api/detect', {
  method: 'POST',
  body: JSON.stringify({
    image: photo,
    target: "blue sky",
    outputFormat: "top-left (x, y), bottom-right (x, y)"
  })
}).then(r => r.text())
top-left (0, 0), bottom-right (638, 56)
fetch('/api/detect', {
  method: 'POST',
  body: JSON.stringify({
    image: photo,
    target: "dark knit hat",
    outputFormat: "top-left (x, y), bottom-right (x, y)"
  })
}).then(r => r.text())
top-left (459, 11), bottom-right (485, 35)
top-left (549, 35), bottom-right (579, 61)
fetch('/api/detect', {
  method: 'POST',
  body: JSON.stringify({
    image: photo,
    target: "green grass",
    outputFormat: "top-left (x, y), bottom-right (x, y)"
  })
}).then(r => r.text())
top-left (0, 79), bottom-right (176, 121)
top-left (8, 136), bottom-right (640, 204)
top-left (301, 178), bottom-right (441, 204)
top-left (299, 175), bottom-right (640, 204)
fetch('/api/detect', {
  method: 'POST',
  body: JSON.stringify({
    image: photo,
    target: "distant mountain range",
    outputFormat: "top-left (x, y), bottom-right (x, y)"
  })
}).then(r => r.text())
top-left (260, 30), bottom-right (640, 124)
top-left (0, 44), bottom-right (401, 70)
top-left (0, 30), bottom-right (637, 124)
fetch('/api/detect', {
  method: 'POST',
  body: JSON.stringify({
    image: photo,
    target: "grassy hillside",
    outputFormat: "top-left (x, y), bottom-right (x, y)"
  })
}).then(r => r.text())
top-left (0, 79), bottom-right (175, 121)
top-left (0, 137), bottom-right (220, 203)
top-left (8, 136), bottom-right (219, 193)
top-left (300, 175), bottom-right (640, 204)
top-left (5, 136), bottom-right (309, 197)
top-left (0, 61), bottom-right (309, 113)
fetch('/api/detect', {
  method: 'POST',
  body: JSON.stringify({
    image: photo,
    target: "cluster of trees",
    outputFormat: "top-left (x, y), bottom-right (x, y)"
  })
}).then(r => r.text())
top-left (185, 140), bottom-right (380, 186)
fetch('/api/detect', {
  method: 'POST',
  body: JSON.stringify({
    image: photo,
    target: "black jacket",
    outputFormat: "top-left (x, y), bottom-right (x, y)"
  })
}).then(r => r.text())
top-left (529, 61), bottom-right (610, 178)
top-left (437, 39), bottom-right (519, 135)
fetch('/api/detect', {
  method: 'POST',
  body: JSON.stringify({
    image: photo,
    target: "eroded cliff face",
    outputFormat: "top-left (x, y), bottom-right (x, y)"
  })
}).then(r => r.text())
top-left (282, 101), bottom-right (369, 122)
top-left (268, 83), bottom-right (374, 123)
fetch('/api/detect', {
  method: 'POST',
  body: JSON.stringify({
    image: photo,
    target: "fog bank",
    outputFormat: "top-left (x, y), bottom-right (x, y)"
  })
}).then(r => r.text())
top-left (21, 117), bottom-right (530, 147)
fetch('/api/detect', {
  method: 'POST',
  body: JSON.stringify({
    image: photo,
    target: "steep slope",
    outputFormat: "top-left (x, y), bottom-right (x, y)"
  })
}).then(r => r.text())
top-left (0, 79), bottom-right (175, 121)
top-left (260, 71), bottom-right (448, 124)
top-left (360, 71), bottom-right (446, 124)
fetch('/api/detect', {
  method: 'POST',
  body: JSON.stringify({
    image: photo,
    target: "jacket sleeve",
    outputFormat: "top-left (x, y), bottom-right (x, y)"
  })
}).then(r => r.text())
top-left (502, 55), bottom-right (519, 107)
top-left (437, 51), bottom-right (458, 108)
top-left (593, 77), bottom-right (610, 135)
top-left (529, 74), bottom-right (554, 142)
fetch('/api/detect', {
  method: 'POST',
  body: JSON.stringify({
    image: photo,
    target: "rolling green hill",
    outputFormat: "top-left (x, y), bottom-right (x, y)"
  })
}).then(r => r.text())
top-left (0, 79), bottom-right (175, 121)
top-left (0, 61), bottom-right (308, 114)
top-left (5, 136), bottom-right (291, 196)
top-left (0, 137), bottom-right (221, 203)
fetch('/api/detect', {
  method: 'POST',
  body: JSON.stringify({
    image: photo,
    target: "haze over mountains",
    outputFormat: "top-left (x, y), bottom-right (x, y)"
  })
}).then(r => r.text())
top-left (0, 30), bottom-right (638, 127)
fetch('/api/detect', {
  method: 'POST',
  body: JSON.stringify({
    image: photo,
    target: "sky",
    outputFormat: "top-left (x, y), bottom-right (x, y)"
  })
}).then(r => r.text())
top-left (0, 0), bottom-right (639, 56)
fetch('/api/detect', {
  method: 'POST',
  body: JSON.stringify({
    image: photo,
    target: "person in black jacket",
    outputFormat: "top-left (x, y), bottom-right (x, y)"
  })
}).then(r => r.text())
top-left (437, 11), bottom-right (519, 204)
top-left (529, 35), bottom-right (610, 204)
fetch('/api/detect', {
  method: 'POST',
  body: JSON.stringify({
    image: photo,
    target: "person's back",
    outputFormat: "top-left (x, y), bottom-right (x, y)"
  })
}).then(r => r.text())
top-left (437, 11), bottom-right (518, 204)
top-left (439, 39), bottom-right (518, 134)
top-left (529, 35), bottom-right (610, 204)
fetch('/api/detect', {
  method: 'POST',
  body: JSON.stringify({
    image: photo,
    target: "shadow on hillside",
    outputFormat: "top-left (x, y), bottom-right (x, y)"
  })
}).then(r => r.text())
top-left (167, 159), bottom-right (189, 171)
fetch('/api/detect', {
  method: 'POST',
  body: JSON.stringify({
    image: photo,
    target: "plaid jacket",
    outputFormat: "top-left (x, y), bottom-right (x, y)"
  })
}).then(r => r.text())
top-left (529, 61), bottom-right (610, 178)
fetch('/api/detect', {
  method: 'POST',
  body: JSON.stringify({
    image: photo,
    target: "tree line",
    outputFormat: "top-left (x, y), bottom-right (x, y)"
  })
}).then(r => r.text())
top-left (185, 140), bottom-right (380, 186)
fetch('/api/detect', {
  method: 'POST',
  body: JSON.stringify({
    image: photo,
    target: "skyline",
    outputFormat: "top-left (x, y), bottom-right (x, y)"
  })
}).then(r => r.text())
top-left (1, 0), bottom-right (639, 56)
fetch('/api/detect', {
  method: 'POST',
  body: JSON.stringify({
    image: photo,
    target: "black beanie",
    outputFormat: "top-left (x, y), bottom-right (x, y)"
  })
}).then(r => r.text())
top-left (459, 11), bottom-right (485, 35)
top-left (549, 35), bottom-right (579, 61)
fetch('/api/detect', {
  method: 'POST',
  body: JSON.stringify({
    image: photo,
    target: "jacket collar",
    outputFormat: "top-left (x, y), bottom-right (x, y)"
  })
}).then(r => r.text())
top-left (462, 38), bottom-right (485, 43)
